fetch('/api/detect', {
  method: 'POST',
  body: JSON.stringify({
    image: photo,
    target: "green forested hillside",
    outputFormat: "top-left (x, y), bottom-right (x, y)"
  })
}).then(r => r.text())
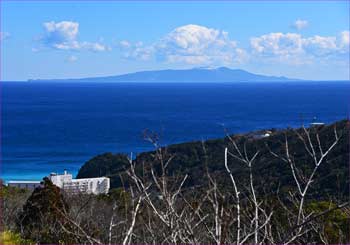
top-left (3, 120), bottom-right (349, 244)
top-left (77, 120), bottom-right (349, 200)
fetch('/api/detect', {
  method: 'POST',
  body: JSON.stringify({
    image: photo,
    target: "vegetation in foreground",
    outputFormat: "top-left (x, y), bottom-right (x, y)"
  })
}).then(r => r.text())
top-left (1, 120), bottom-right (349, 244)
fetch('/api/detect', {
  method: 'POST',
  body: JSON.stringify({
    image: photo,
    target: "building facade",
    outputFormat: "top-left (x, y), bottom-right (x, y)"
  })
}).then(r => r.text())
top-left (7, 170), bottom-right (110, 195)
top-left (48, 170), bottom-right (110, 194)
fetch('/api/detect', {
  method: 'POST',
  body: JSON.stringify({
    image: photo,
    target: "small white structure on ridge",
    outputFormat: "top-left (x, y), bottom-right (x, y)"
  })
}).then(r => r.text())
top-left (310, 117), bottom-right (324, 126)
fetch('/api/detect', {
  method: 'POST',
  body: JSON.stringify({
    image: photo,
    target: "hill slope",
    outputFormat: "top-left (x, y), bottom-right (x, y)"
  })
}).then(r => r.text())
top-left (77, 120), bottom-right (349, 200)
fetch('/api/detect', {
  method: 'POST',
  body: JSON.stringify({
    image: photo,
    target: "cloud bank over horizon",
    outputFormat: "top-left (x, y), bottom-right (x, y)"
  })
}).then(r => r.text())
top-left (25, 20), bottom-right (350, 80)
top-left (29, 19), bottom-right (349, 67)
top-left (117, 23), bottom-right (349, 68)
top-left (12, 20), bottom-right (348, 74)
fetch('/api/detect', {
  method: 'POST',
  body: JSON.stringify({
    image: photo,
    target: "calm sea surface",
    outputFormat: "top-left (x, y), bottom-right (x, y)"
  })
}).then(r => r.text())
top-left (1, 81), bottom-right (349, 181)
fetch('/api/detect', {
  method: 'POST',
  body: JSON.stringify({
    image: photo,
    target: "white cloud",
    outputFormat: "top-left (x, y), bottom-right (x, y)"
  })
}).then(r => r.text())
top-left (81, 42), bottom-right (110, 52)
top-left (292, 19), bottom-right (308, 30)
top-left (44, 21), bottom-right (78, 43)
top-left (119, 41), bottom-right (154, 61)
top-left (250, 31), bottom-right (349, 64)
top-left (119, 40), bottom-right (131, 48)
top-left (338, 30), bottom-right (350, 53)
top-left (66, 55), bottom-right (78, 62)
top-left (251, 32), bottom-right (304, 56)
top-left (0, 32), bottom-right (10, 41)
top-left (120, 24), bottom-right (247, 65)
top-left (40, 21), bottom-right (109, 52)
top-left (303, 35), bottom-right (337, 56)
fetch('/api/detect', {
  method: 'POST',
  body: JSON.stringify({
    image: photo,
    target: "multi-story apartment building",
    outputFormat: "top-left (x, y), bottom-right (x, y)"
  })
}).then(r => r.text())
top-left (48, 170), bottom-right (110, 194)
top-left (7, 170), bottom-right (110, 195)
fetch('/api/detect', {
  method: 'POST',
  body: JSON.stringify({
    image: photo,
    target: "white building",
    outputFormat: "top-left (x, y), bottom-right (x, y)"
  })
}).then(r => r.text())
top-left (48, 170), bottom-right (110, 195)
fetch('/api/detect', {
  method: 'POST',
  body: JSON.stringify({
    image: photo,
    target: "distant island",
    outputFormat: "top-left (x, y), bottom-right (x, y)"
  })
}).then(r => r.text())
top-left (28, 67), bottom-right (301, 83)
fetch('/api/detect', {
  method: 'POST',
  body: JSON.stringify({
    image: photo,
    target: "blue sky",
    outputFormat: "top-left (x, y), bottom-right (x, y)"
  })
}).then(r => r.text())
top-left (1, 1), bottom-right (349, 81)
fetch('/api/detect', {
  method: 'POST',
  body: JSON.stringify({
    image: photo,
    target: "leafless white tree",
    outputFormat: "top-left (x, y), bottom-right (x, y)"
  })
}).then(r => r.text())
top-left (267, 124), bottom-right (346, 244)
top-left (224, 134), bottom-right (274, 244)
top-left (9, 123), bottom-right (348, 244)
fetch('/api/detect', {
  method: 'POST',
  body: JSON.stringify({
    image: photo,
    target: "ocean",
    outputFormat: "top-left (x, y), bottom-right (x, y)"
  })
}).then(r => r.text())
top-left (1, 81), bottom-right (349, 181)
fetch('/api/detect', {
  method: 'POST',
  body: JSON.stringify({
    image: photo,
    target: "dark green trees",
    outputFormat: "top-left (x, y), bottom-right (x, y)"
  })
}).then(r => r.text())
top-left (17, 178), bottom-right (73, 244)
top-left (76, 153), bottom-right (130, 188)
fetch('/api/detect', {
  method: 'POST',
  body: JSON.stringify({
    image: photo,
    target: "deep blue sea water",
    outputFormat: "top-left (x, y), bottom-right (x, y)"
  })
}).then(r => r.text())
top-left (1, 81), bottom-right (349, 181)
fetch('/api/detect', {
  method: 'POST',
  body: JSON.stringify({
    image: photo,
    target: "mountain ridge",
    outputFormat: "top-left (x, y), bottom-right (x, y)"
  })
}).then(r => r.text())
top-left (28, 67), bottom-right (302, 82)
